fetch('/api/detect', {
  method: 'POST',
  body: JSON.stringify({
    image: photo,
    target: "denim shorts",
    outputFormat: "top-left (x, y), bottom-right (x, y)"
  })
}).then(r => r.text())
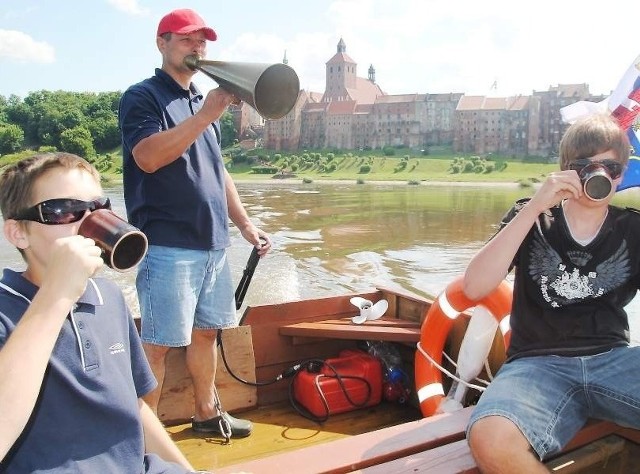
top-left (467, 346), bottom-right (640, 460)
top-left (136, 245), bottom-right (237, 346)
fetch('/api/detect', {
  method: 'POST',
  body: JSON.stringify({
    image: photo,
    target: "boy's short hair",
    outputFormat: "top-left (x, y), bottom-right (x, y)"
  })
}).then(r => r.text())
top-left (559, 114), bottom-right (630, 170)
top-left (0, 152), bottom-right (100, 221)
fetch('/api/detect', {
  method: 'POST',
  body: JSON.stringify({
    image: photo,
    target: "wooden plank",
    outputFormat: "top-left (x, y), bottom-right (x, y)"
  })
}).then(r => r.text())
top-left (351, 439), bottom-right (479, 474)
top-left (545, 435), bottom-right (626, 473)
top-left (280, 321), bottom-right (421, 343)
top-left (353, 433), bottom-right (631, 474)
top-left (158, 326), bottom-right (257, 425)
top-left (560, 419), bottom-right (619, 453)
top-left (240, 290), bottom-right (382, 326)
top-left (315, 318), bottom-right (422, 328)
top-left (215, 407), bottom-right (472, 474)
top-left (616, 426), bottom-right (640, 445)
top-left (377, 286), bottom-right (434, 324)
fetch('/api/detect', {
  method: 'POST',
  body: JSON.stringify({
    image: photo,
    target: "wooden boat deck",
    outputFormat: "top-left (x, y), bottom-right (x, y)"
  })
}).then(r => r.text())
top-left (166, 401), bottom-right (422, 472)
top-left (154, 286), bottom-right (640, 473)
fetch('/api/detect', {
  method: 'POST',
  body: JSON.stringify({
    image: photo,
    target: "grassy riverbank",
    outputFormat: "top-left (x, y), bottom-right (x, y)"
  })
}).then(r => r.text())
top-left (224, 157), bottom-right (556, 186)
top-left (222, 147), bottom-right (559, 186)
top-left (1, 148), bottom-right (558, 187)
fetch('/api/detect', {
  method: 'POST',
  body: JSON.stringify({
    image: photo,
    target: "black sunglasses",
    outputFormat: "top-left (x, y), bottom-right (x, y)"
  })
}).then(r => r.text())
top-left (12, 197), bottom-right (111, 225)
top-left (569, 158), bottom-right (624, 180)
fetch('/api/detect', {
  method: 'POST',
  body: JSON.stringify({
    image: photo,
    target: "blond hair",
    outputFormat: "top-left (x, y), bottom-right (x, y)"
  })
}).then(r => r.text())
top-left (0, 152), bottom-right (100, 221)
top-left (559, 114), bottom-right (630, 170)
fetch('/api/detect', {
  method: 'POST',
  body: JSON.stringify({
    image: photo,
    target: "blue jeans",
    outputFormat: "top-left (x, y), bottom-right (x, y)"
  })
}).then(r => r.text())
top-left (136, 245), bottom-right (237, 347)
top-left (467, 346), bottom-right (640, 459)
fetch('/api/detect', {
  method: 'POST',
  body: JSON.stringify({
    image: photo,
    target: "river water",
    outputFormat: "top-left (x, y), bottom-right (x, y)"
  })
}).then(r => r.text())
top-left (2, 180), bottom-right (640, 342)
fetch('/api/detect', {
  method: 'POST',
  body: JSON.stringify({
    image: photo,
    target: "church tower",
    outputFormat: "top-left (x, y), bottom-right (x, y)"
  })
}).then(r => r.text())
top-left (324, 37), bottom-right (357, 101)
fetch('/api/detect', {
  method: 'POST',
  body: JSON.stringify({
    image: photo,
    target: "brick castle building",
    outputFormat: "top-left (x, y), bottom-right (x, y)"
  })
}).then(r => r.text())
top-left (232, 39), bottom-right (606, 158)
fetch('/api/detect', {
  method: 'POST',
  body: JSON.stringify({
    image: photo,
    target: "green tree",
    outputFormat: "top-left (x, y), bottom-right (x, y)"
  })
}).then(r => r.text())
top-left (0, 123), bottom-right (24, 154)
top-left (220, 112), bottom-right (236, 148)
top-left (88, 116), bottom-right (120, 150)
top-left (0, 95), bottom-right (7, 123)
top-left (60, 126), bottom-right (95, 158)
top-left (7, 90), bottom-right (121, 152)
top-left (4, 95), bottom-right (32, 141)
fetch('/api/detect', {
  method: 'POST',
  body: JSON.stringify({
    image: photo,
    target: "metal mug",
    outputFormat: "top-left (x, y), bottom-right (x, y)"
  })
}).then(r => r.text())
top-left (579, 163), bottom-right (613, 201)
top-left (78, 209), bottom-right (148, 272)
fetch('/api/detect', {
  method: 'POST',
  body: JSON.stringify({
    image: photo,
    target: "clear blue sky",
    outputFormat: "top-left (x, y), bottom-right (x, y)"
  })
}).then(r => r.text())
top-left (1, 0), bottom-right (639, 100)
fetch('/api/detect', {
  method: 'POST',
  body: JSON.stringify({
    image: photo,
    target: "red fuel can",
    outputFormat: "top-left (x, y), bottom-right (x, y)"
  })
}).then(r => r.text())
top-left (293, 349), bottom-right (383, 418)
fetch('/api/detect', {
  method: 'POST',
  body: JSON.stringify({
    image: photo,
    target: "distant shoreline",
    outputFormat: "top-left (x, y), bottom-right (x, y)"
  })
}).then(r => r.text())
top-left (231, 177), bottom-right (523, 188)
top-left (102, 175), bottom-right (524, 189)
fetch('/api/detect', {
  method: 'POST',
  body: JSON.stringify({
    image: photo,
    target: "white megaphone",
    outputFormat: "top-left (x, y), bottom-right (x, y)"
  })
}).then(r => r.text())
top-left (350, 297), bottom-right (389, 324)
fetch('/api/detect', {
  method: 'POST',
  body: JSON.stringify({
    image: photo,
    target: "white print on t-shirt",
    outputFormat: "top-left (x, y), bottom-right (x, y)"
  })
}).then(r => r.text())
top-left (528, 233), bottom-right (630, 307)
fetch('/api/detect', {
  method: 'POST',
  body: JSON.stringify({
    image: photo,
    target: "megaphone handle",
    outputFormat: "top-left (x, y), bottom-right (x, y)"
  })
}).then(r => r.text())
top-left (234, 241), bottom-right (263, 310)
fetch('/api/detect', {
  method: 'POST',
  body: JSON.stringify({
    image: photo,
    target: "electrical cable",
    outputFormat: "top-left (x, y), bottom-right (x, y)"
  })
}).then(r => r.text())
top-left (218, 331), bottom-right (302, 386)
top-left (287, 359), bottom-right (373, 423)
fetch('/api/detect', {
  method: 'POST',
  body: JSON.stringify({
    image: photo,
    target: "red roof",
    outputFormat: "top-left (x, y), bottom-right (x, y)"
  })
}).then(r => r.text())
top-left (327, 101), bottom-right (357, 114)
top-left (326, 52), bottom-right (356, 65)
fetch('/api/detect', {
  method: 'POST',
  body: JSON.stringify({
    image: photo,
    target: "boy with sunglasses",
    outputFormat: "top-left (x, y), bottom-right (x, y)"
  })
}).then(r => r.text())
top-left (464, 114), bottom-right (640, 472)
top-left (0, 153), bottom-right (197, 472)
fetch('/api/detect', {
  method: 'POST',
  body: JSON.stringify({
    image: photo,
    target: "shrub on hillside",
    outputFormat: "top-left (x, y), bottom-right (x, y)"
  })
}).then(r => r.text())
top-left (231, 152), bottom-right (250, 164)
top-left (383, 146), bottom-right (395, 156)
top-left (38, 145), bottom-right (57, 153)
top-left (394, 160), bottom-right (408, 173)
top-left (251, 165), bottom-right (278, 174)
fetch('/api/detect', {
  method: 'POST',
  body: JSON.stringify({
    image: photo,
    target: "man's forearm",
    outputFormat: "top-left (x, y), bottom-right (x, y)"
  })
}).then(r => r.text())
top-left (139, 400), bottom-right (194, 470)
top-left (132, 114), bottom-right (213, 173)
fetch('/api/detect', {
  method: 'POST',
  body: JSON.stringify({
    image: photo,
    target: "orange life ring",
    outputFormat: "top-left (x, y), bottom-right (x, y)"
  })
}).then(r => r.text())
top-left (414, 275), bottom-right (512, 417)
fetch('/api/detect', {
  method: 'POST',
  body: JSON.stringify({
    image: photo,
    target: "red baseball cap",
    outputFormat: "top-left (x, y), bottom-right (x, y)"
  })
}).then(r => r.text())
top-left (157, 9), bottom-right (217, 41)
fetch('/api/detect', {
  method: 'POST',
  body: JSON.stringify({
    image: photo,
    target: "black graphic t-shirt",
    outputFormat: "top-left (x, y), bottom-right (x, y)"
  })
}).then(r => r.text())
top-left (503, 200), bottom-right (640, 360)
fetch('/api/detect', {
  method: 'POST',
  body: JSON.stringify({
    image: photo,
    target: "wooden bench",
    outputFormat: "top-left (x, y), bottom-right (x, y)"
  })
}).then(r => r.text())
top-left (216, 406), bottom-right (638, 474)
top-left (279, 317), bottom-right (421, 344)
top-left (216, 407), bottom-right (472, 474)
top-left (352, 439), bottom-right (478, 474)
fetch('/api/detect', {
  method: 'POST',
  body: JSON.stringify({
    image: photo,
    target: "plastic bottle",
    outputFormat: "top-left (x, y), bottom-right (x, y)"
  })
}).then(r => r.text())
top-left (366, 341), bottom-right (411, 403)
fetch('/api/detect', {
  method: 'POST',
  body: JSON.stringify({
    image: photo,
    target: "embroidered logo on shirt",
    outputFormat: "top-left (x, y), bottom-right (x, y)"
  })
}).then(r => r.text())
top-left (108, 342), bottom-right (125, 355)
top-left (529, 233), bottom-right (630, 307)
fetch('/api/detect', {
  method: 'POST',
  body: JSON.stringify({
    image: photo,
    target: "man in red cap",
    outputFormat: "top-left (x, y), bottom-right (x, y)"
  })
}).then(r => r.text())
top-left (119, 8), bottom-right (271, 439)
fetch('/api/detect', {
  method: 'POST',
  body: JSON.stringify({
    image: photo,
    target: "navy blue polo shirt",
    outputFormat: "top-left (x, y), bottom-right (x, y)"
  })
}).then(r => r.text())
top-left (119, 68), bottom-right (230, 250)
top-left (0, 269), bottom-right (185, 473)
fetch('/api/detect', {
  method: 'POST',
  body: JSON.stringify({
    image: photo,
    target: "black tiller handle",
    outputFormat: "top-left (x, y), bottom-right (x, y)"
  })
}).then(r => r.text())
top-left (234, 241), bottom-right (263, 310)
